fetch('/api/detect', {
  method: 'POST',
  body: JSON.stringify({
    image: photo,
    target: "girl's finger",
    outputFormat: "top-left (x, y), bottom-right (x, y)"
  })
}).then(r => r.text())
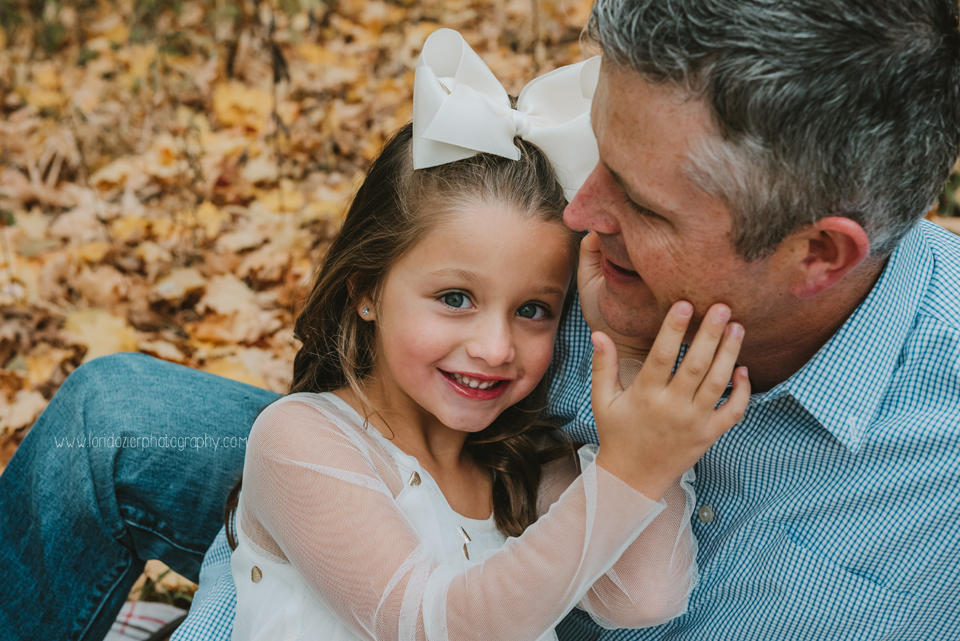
top-left (693, 321), bottom-right (744, 409)
top-left (578, 231), bottom-right (601, 268)
top-left (590, 331), bottom-right (623, 412)
top-left (706, 366), bottom-right (751, 438)
top-left (671, 303), bottom-right (731, 398)
top-left (639, 301), bottom-right (694, 388)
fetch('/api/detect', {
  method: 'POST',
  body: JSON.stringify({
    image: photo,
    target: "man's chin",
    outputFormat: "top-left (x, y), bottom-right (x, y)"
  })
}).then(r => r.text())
top-left (597, 287), bottom-right (662, 341)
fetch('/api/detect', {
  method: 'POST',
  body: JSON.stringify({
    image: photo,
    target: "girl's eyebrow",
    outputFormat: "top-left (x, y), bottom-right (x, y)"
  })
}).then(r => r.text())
top-left (533, 285), bottom-right (568, 298)
top-left (426, 268), bottom-right (484, 283)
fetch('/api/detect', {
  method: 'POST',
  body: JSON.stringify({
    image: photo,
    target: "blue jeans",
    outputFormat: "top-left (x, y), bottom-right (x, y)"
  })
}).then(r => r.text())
top-left (0, 353), bottom-right (280, 641)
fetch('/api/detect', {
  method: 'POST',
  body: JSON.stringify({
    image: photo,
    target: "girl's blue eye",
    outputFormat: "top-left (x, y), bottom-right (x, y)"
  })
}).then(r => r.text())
top-left (517, 303), bottom-right (546, 320)
top-left (441, 292), bottom-right (470, 308)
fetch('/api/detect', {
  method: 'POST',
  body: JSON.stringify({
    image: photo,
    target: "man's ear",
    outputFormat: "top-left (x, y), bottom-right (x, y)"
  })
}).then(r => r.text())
top-left (787, 217), bottom-right (871, 299)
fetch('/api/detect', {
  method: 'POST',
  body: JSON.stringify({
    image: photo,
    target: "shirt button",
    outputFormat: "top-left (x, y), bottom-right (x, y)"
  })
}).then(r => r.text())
top-left (697, 505), bottom-right (715, 524)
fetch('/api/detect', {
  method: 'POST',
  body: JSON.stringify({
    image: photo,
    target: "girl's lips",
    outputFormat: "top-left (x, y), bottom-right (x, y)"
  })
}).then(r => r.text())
top-left (441, 371), bottom-right (511, 401)
top-left (600, 255), bottom-right (642, 287)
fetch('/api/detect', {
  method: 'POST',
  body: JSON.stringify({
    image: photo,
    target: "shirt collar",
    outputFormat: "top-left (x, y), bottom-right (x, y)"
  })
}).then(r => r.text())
top-left (755, 221), bottom-right (934, 452)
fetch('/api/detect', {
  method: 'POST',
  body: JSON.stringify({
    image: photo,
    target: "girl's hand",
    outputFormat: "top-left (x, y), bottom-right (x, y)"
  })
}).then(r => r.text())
top-left (577, 231), bottom-right (652, 360)
top-left (591, 301), bottom-right (751, 500)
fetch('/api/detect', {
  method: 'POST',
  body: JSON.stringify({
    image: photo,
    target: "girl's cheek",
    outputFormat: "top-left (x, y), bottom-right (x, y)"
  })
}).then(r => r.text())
top-left (525, 334), bottom-right (559, 381)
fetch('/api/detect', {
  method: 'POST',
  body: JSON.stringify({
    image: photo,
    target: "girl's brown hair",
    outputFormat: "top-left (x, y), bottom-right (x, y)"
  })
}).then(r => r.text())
top-left (226, 122), bottom-right (579, 547)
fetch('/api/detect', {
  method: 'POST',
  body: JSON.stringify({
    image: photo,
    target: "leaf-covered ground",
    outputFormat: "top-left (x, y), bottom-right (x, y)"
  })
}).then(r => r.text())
top-left (1, 0), bottom-right (959, 605)
top-left (0, 0), bottom-right (599, 456)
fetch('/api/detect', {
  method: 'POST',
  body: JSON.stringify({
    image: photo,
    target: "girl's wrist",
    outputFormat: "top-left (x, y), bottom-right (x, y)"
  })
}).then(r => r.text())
top-left (595, 451), bottom-right (673, 502)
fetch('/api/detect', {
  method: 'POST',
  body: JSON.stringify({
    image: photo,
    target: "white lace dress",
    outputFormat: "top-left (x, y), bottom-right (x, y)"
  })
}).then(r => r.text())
top-left (231, 392), bottom-right (698, 641)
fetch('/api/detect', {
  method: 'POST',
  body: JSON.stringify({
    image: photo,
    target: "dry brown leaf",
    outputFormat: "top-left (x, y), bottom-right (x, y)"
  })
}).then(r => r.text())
top-left (0, 389), bottom-right (48, 434)
top-left (73, 265), bottom-right (129, 306)
top-left (138, 339), bottom-right (187, 363)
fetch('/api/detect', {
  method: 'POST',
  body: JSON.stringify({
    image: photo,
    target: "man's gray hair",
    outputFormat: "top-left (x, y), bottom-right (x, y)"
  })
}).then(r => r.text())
top-left (589, 0), bottom-right (960, 260)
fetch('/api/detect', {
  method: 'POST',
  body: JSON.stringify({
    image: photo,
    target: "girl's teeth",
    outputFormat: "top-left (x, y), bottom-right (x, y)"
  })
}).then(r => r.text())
top-left (451, 372), bottom-right (499, 390)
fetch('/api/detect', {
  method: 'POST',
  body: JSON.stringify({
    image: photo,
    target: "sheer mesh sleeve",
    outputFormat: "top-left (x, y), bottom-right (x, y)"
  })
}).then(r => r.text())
top-left (576, 468), bottom-right (697, 629)
top-left (238, 396), bottom-right (668, 641)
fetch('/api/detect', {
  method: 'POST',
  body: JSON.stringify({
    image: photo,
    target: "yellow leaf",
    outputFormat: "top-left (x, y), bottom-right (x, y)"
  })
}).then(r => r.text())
top-left (78, 241), bottom-right (112, 263)
top-left (111, 216), bottom-right (150, 243)
top-left (195, 202), bottom-right (228, 239)
top-left (152, 267), bottom-right (207, 301)
top-left (24, 344), bottom-right (74, 387)
top-left (64, 310), bottom-right (139, 363)
top-left (202, 356), bottom-right (267, 388)
top-left (299, 42), bottom-right (336, 64)
top-left (256, 181), bottom-right (304, 213)
top-left (212, 82), bottom-right (274, 132)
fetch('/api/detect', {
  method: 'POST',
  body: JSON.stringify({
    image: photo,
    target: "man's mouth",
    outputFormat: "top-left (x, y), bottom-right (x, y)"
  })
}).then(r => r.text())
top-left (601, 255), bottom-right (642, 284)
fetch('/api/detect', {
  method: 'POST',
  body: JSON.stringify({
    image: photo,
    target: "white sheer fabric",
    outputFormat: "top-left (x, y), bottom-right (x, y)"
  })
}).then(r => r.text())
top-left (231, 392), bottom-right (697, 641)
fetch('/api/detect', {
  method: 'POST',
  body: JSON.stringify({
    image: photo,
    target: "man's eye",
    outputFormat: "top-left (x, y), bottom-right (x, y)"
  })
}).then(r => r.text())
top-left (441, 292), bottom-right (470, 308)
top-left (623, 196), bottom-right (659, 219)
top-left (516, 303), bottom-right (547, 319)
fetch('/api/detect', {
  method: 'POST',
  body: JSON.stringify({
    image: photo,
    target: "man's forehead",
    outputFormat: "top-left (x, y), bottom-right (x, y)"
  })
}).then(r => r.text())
top-left (591, 64), bottom-right (725, 218)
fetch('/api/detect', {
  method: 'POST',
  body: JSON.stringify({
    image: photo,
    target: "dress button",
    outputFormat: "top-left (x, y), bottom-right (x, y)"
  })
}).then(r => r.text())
top-left (251, 566), bottom-right (263, 583)
top-left (697, 505), bottom-right (715, 524)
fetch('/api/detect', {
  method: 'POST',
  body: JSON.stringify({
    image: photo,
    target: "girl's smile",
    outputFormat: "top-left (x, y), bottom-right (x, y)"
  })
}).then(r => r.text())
top-left (441, 370), bottom-right (511, 399)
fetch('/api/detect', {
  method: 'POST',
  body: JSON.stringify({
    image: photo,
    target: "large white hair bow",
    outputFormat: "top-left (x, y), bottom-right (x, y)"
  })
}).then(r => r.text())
top-left (413, 28), bottom-right (600, 200)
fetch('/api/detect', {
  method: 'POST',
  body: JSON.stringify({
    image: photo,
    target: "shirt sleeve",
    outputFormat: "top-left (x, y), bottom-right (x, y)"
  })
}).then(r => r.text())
top-left (237, 397), bottom-right (667, 641)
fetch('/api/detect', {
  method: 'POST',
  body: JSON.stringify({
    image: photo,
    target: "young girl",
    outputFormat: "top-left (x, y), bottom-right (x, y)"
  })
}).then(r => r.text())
top-left (181, 32), bottom-right (749, 641)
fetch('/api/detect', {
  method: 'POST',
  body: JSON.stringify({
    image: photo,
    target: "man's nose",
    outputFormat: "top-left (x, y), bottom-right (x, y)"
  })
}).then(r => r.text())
top-left (564, 166), bottom-right (621, 235)
top-left (465, 315), bottom-right (516, 367)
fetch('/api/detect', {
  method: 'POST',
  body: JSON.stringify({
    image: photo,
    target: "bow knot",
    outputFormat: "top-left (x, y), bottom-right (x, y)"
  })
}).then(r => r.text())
top-left (510, 110), bottom-right (532, 138)
top-left (413, 29), bottom-right (600, 200)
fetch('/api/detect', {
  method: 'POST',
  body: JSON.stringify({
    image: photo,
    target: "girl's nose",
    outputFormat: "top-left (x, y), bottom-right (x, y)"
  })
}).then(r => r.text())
top-left (563, 165), bottom-right (622, 235)
top-left (465, 316), bottom-right (516, 367)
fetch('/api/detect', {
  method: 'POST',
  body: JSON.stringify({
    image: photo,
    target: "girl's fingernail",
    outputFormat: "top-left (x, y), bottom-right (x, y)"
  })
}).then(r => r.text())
top-left (729, 323), bottom-right (744, 338)
top-left (592, 334), bottom-right (603, 351)
top-left (676, 301), bottom-right (693, 317)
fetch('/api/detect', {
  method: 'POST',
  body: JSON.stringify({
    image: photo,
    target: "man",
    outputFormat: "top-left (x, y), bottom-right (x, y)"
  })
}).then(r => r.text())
top-left (2, 0), bottom-right (959, 639)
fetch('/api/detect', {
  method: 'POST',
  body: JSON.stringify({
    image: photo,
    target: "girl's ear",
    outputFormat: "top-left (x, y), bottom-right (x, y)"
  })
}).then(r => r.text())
top-left (357, 294), bottom-right (376, 321)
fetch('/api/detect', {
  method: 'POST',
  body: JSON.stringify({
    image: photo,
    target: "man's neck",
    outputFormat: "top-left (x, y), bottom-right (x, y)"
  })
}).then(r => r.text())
top-left (739, 260), bottom-right (887, 394)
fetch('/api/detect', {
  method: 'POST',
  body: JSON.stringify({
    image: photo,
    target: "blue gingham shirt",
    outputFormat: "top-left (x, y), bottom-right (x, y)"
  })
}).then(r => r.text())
top-left (174, 220), bottom-right (960, 640)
